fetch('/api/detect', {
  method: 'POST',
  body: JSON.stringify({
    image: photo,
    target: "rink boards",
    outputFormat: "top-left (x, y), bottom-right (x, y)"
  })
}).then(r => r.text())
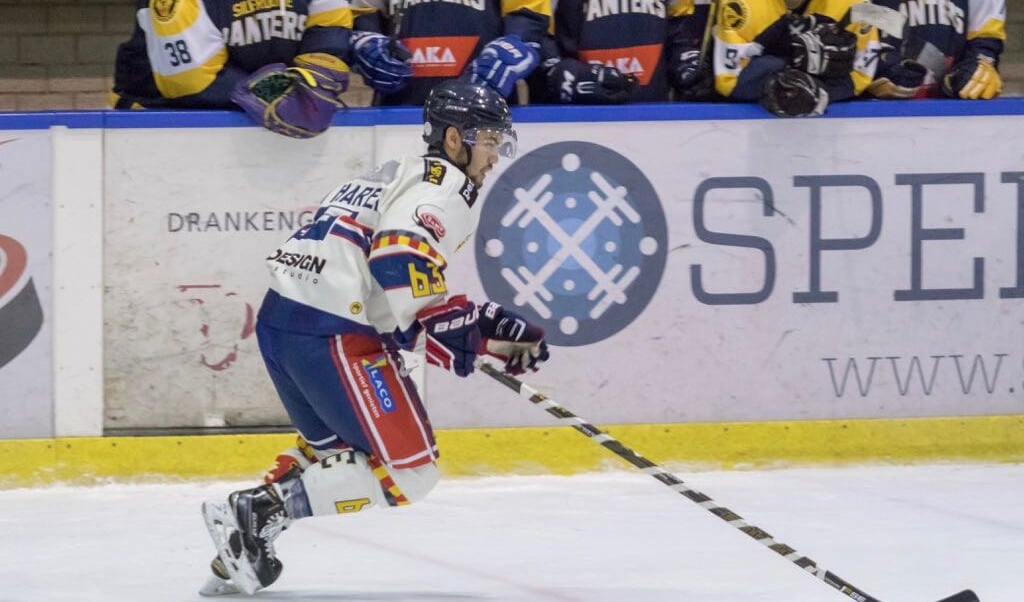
top-left (1, 101), bottom-right (1023, 484)
top-left (1, 414), bottom-right (1022, 488)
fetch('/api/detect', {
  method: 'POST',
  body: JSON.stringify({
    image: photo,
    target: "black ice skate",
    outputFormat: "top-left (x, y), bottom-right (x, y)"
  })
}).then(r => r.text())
top-left (201, 476), bottom-right (296, 595)
top-left (198, 550), bottom-right (283, 596)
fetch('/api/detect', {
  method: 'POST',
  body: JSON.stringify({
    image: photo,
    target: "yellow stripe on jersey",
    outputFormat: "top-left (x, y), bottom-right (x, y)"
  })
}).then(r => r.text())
top-left (153, 46), bottom-right (229, 97)
top-left (307, 0), bottom-right (355, 28)
top-left (967, 0), bottom-right (1006, 41)
top-left (713, 0), bottom-right (786, 97)
top-left (371, 231), bottom-right (449, 268)
top-left (502, 0), bottom-right (553, 33)
top-left (848, 17), bottom-right (880, 95)
top-left (502, 0), bottom-right (553, 18)
top-left (149, 0), bottom-right (202, 37)
top-left (804, 0), bottom-right (857, 24)
top-left (967, 17), bottom-right (1006, 41)
top-left (142, 0), bottom-right (228, 98)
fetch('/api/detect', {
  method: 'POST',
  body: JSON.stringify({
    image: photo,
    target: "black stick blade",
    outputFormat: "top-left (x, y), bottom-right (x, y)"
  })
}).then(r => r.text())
top-left (933, 590), bottom-right (979, 602)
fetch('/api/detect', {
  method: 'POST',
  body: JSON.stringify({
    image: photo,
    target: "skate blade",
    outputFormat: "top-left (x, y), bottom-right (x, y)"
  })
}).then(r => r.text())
top-left (201, 501), bottom-right (261, 596)
top-left (199, 573), bottom-right (241, 597)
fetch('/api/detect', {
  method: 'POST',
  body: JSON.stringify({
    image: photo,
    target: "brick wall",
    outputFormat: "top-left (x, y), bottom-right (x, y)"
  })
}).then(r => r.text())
top-left (0, 0), bottom-right (1021, 111)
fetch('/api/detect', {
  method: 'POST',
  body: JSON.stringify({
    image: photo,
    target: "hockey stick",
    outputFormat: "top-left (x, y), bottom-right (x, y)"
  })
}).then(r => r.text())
top-left (697, 0), bottom-right (718, 71)
top-left (476, 361), bottom-right (979, 602)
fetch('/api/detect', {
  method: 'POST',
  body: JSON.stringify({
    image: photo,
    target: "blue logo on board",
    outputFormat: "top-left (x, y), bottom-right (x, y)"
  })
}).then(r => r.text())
top-left (476, 142), bottom-right (667, 346)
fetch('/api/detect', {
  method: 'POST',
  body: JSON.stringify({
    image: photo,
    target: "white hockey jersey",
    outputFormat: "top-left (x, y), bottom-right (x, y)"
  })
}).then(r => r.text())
top-left (258, 153), bottom-right (481, 338)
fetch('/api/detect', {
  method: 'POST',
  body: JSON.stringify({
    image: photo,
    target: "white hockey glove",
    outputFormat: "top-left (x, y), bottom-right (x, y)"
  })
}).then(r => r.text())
top-left (478, 301), bottom-right (549, 375)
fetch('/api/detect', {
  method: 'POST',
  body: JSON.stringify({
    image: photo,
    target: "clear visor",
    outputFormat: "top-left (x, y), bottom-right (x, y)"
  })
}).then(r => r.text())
top-left (463, 127), bottom-right (518, 159)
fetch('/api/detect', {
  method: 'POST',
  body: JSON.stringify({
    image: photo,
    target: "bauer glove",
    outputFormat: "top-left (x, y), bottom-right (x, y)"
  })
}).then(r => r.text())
top-left (417, 295), bottom-right (481, 378)
top-left (478, 301), bottom-right (549, 375)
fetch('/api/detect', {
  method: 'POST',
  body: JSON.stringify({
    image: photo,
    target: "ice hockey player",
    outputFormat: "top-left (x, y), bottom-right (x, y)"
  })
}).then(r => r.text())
top-left (200, 79), bottom-right (550, 596)
top-left (110, 0), bottom-right (412, 137)
top-left (711, 0), bottom-right (880, 117)
top-left (866, 0), bottom-right (1006, 100)
top-left (349, 0), bottom-right (552, 105)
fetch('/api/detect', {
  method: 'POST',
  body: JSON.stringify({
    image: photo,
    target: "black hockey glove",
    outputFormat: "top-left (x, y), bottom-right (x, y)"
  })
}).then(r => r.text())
top-left (478, 301), bottom-right (549, 375)
top-left (668, 49), bottom-right (716, 101)
top-left (790, 22), bottom-right (857, 79)
top-left (761, 68), bottom-right (829, 118)
top-left (942, 54), bottom-right (1002, 100)
top-left (545, 58), bottom-right (637, 104)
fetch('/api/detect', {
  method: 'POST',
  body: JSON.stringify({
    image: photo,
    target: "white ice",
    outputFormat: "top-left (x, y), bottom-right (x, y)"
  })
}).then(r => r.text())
top-left (0, 463), bottom-right (1020, 602)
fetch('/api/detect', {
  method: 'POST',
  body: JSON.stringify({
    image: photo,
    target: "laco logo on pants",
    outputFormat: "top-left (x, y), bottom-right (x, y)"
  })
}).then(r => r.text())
top-left (476, 142), bottom-right (667, 346)
top-left (362, 356), bottom-right (396, 414)
top-left (0, 235), bottom-right (44, 368)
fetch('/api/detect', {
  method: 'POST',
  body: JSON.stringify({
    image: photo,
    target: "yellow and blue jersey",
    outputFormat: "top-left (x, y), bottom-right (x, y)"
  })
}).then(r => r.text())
top-left (712, 0), bottom-right (880, 102)
top-left (871, 0), bottom-right (1006, 96)
top-left (112, 0), bottom-right (358, 108)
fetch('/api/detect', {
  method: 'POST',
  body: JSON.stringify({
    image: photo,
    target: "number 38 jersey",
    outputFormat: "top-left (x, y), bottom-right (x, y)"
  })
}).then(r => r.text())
top-left (112, 0), bottom-right (356, 107)
top-left (258, 154), bottom-right (481, 338)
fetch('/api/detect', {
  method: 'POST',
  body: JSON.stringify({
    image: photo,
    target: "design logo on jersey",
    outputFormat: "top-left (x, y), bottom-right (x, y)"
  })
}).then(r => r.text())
top-left (476, 142), bottom-right (667, 346)
top-left (404, 36), bottom-right (479, 78)
top-left (0, 234), bottom-right (44, 369)
top-left (415, 205), bottom-right (447, 241)
top-left (722, 1), bottom-right (748, 30)
top-left (361, 356), bottom-right (396, 414)
top-left (151, 0), bottom-right (179, 22)
top-left (423, 159), bottom-right (447, 185)
top-left (580, 44), bottom-right (663, 86)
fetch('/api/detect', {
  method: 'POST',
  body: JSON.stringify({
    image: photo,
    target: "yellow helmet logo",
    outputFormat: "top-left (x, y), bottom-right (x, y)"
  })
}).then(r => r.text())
top-left (152, 0), bottom-right (179, 22)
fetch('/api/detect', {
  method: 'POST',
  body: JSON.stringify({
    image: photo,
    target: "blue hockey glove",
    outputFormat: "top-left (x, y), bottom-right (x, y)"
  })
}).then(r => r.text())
top-left (464, 35), bottom-right (540, 98)
top-left (350, 31), bottom-right (413, 94)
top-left (478, 301), bottom-right (549, 375)
top-left (417, 295), bottom-right (481, 378)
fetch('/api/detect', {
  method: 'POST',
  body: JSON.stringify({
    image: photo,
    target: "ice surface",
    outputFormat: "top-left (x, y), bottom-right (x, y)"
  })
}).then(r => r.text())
top-left (0, 463), bottom-right (1019, 601)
